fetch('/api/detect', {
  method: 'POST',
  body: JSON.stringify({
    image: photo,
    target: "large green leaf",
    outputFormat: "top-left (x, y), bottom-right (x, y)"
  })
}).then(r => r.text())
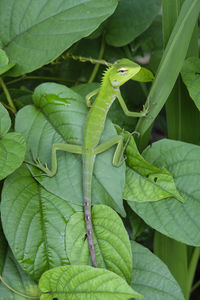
top-left (39, 265), bottom-right (143, 300)
top-left (66, 205), bottom-right (132, 283)
top-left (131, 242), bottom-right (185, 300)
top-left (0, 103), bottom-right (26, 180)
top-left (0, 221), bottom-right (7, 275)
top-left (15, 83), bottom-right (126, 216)
top-left (129, 139), bottom-right (200, 246)
top-left (0, 49), bottom-right (8, 65)
top-left (0, 103), bottom-right (10, 136)
top-left (106, 0), bottom-right (161, 47)
top-left (181, 57), bottom-right (200, 111)
top-left (131, 67), bottom-right (154, 83)
top-left (0, 0), bottom-right (118, 76)
top-left (119, 130), bottom-right (184, 203)
top-left (0, 49), bottom-right (15, 75)
top-left (0, 248), bottom-right (39, 299)
top-left (131, 15), bottom-right (163, 54)
top-left (126, 209), bottom-right (148, 240)
top-left (153, 232), bottom-right (188, 299)
top-left (1, 164), bottom-right (80, 280)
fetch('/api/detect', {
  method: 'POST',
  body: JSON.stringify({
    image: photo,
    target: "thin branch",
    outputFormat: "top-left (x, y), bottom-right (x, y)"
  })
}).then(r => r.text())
top-left (63, 53), bottom-right (111, 67)
top-left (0, 77), bottom-right (16, 114)
top-left (6, 75), bottom-right (80, 85)
top-left (88, 35), bottom-right (106, 83)
top-left (191, 279), bottom-right (200, 292)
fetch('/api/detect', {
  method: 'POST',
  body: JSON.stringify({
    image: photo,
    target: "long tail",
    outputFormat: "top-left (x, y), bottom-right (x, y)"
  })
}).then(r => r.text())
top-left (82, 154), bottom-right (97, 267)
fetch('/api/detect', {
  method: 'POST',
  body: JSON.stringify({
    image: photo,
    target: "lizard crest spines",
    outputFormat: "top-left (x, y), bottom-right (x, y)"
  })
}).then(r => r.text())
top-left (100, 59), bottom-right (141, 90)
top-left (100, 65), bottom-right (112, 87)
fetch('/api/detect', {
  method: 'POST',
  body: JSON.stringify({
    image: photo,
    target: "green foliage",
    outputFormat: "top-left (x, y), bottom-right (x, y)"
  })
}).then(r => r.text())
top-left (0, 103), bottom-right (10, 136)
top-left (181, 57), bottom-right (200, 110)
top-left (0, 0), bottom-right (200, 299)
top-left (131, 67), bottom-right (154, 82)
top-left (131, 242), bottom-right (185, 300)
top-left (121, 130), bottom-right (185, 203)
top-left (15, 83), bottom-right (126, 215)
top-left (0, 248), bottom-right (40, 299)
top-left (136, 0), bottom-right (200, 144)
top-left (0, 49), bottom-right (15, 75)
top-left (1, 164), bottom-right (77, 280)
top-left (129, 139), bottom-right (200, 246)
top-left (0, 103), bottom-right (26, 180)
top-left (66, 205), bottom-right (132, 283)
top-left (0, 0), bottom-right (118, 76)
top-left (105, 0), bottom-right (161, 47)
top-left (0, 222), bottom-right (7, 275)
top-left (39, 265), bottom-right (143, 300)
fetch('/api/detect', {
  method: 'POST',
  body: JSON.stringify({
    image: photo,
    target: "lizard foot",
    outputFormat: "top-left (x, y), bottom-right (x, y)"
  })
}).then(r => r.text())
top-left (140, 100), bottom-right (150, 117)
top-left (25, 151), bottom-right (55, 177)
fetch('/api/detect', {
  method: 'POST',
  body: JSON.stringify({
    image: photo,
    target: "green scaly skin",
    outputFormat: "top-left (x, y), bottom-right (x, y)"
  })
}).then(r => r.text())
top-left (30, 59), bottom-right (148, 267)
top-left (83, 59), bottom-right (142, 267)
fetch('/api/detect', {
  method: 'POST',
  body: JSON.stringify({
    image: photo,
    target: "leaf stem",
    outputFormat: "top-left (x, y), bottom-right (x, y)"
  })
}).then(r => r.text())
top-left (0, 275), bottom-right (39, 299)
top-left (88, 35), bottom-right (106, 83)
top-left (0, 77), bottom-right (16, 114)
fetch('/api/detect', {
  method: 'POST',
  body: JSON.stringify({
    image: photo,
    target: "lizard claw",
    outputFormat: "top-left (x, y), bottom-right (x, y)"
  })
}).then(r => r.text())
top-left (141, 100), bottom-right (150, 116)
top-left (26, 151), bottom-right (54, 177)
top-left (34, 160), bottom-right (54, 177)
top-left (33, 173), bottom-right (49, 177)
top-left (130, 130), bottom-right (140, 137)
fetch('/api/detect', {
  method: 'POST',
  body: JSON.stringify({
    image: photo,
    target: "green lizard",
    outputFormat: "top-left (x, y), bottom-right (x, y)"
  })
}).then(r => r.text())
top-left (30, 58), bottom-right (148, 268)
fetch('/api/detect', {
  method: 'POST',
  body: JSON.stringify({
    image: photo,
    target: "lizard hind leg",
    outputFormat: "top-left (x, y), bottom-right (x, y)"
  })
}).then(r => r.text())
top-left (112, 129), bottom-right (139, 167)
top-left (25, 150), bottom-right (56, 177)
top-left (94, 133), bottom-right (126, 167)
top-left (114, 130), bottom-right (140, 166)
top-left (95, 130), bottom-right (139, 167)
top-left (25, 143), bottom-right (83, 177)
top-left (32, 159), bottom-right (54, 177)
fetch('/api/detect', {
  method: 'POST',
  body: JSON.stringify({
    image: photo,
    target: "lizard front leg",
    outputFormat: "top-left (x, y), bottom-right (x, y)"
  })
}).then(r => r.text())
top-left (116, 89), bottom-right (149, 117)
top-left (85, 88), bottom-right (100, 107)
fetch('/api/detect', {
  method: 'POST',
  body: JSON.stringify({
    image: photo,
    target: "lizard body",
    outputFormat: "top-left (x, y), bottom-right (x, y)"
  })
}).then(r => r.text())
top-left (31, 59), bottom-right (148, 267)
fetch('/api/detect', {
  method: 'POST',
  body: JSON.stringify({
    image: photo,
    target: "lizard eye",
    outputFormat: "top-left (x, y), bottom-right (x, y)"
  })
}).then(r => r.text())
top-left (117, 68), bottom-right (128, 74)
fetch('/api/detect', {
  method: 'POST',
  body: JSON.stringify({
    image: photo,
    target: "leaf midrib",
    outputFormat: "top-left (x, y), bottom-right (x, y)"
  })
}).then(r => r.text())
top-left (2, 0), bottom-right (92, 50)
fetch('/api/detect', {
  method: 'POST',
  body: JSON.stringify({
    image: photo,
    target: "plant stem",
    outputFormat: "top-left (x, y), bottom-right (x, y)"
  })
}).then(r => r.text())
top-left (88, 35), bottom-right (106, 83)
top-left (0, 77), bottom-right (16, 114)
top-left (139, 82), bottom-right (148, 98)
top-left (187, 247), bottom-right (200, 297)
top-left (6, 75), bottom-right (79, 86)
top-left (65, 54), bottom-right (111, 67)
top-left (191, 279), bottom-right (200, 292)
top-left (0, 276), bottom-right (39, 299)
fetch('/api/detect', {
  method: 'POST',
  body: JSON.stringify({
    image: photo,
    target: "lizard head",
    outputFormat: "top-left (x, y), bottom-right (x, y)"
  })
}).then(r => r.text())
top-left (109, 58), bottom-right (141, 88)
